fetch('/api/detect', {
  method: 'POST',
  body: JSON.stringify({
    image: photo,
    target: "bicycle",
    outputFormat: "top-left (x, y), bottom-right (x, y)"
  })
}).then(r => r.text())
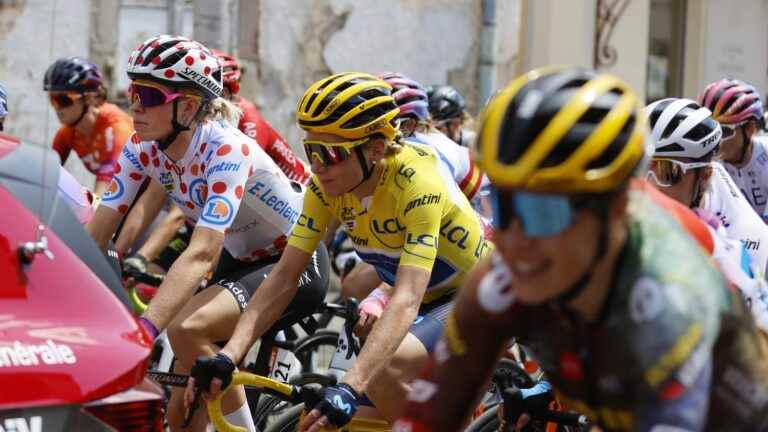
top-left (206, 371), bottom-right (390, 432)
top-left (148, 299), bottom-right (362, 430)
top-left (464, 358), bottom-right (589, 432)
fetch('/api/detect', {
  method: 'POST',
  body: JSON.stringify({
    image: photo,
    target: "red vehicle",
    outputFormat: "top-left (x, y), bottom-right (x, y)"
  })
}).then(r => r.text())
top-left (0, 133), bottom-right (163, 431)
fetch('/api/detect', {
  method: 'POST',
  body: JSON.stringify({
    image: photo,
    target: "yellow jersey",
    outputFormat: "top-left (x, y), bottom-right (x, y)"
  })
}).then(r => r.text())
top-left (288, 143), bottom-right (492, 303)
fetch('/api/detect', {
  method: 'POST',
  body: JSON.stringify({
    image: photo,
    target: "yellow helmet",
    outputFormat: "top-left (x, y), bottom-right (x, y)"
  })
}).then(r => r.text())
top-left (297, 72), bottom-right (400, 141)
top-left (475, 66), bottom-right (646, 194)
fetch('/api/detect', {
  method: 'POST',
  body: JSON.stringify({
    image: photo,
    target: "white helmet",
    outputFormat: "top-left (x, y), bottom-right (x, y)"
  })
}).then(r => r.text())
top-left (645, 98), bottom-right (722, 160)
top-left (126, 34), bottom-right (223, 99)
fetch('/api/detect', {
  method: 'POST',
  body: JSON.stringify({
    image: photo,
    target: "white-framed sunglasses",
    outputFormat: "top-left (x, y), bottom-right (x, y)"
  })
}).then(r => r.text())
top-left (646, 158), bottom-right (712, 188)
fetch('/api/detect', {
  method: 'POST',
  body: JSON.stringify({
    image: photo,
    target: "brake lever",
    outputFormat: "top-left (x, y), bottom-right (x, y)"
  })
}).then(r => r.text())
top-left (344, 298), bottom-right (361, 358)
top-left (182, 387), bottom-right (202, 428)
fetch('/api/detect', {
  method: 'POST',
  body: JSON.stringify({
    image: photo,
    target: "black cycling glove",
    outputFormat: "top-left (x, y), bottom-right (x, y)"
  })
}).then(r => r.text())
top-left (190, 352), bottom-right (236, 392)
top-left (313, 382), bottom-right (360, 427)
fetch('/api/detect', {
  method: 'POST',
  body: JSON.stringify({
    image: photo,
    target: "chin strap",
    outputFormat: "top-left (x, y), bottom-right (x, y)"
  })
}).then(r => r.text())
top-left (346, 145), bottom-right (376, 193)
top-left (733, 128), bottom-right (752, 166)
top-left (553, 204), bottom-right (611, 307)
top-left (690, 170), bottom-right (706, 209)
top-left (67, 92), bottom-right (89, 127)
top-left (158, 98), bottom-right (208, 152)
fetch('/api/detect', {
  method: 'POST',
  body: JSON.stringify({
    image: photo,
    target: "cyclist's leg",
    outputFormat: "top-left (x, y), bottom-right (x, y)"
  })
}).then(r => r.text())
top-left (166, 252), bottom-right (276, 432)
top-left (166, 245), bottom-right (329, 431)
top-left (166, 285), bottom-right (246, 431)
top-left (341, 261), bottom-right (382, 300)
top-left (364, 295), bottom-right (453, 421)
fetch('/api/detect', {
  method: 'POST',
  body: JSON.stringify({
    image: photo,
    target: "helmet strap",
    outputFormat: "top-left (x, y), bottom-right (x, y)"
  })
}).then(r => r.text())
top-left (67, 92), bottom-right (89, 127)
top-left (158, 98), bottom-right (205, 151)
top-left (734, 127), bottom-right (752, 166)
top-left (554, 204), bottom-right (611, 307)
top-left (347, 145), bottom-right (376, 193)
top-left (690, 169), bottom-right (706, 209)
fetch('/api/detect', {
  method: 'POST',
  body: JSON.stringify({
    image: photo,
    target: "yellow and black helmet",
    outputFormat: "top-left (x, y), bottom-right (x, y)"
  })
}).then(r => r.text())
top-left (297, 72), bottom-right (400, 141)
top-left (475, 66), bottom-right (646, 194)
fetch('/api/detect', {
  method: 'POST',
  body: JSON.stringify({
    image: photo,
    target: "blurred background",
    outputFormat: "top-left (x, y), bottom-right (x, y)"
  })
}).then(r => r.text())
top-left (1, 0), bottom-right (767, 186)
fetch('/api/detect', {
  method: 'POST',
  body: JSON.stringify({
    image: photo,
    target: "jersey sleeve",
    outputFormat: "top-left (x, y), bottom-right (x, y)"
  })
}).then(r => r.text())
top-left (197, 143), bottom-right (253, 233)
top-left (287, 176), bottom-right (331, 253)
top-left (52, 128), bottom-right (72, 165)
top-left (454, 146), bottom-right (484, 200)
top-left (95, 116), bottom-right (134, 183)
top-left (99, 135), bottom-right (149, 214)
top-left (398, 167), bottom-right (447, 271)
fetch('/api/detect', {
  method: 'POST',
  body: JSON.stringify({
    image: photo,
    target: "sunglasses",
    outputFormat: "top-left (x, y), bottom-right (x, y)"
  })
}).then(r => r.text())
top-left (646, 158), bottom-right (711, 188)
top-left (303, 138), bottom-right (369, 167)
top-left (490, 187), bottom-right (583, 238)
top-left (721, 121), bottom-right (750, 141)
top-left (49, 92), bottom-right (83, 109)
top-left (128, 81), bottom-right (197, 108)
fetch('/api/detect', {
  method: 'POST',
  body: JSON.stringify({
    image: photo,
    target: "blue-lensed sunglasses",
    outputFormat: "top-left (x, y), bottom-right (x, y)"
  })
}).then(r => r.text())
top-left (490, 187), bottom-right (575, 238)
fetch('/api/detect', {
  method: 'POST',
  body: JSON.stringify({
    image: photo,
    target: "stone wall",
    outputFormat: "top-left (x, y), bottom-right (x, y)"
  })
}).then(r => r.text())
top-left (1, 0), bottom-right (521, 184)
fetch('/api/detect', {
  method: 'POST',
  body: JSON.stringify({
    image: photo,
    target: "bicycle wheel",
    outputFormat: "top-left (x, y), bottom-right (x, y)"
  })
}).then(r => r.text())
top-left (264, 402), bottom-right (304, 432)
top-left (293, 329), bottom-right (340, 375)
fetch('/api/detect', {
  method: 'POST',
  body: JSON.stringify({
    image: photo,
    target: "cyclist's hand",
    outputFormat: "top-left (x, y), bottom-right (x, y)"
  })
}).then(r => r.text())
top-left (300, 383), bottom-right (360, 432)
top-left (354, 305), bottom-right (380, 339)
top-left (184, 353), bottom-right (236, 406)
top-left (504, 380), bottom-right (553, 430)
top-left (355, 288), bottom-right (388, 339)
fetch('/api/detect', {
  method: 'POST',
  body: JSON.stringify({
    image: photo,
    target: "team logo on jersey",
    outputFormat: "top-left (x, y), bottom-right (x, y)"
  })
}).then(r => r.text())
top-left (202, 196), bottom-right (234, 225)
top-left (189, 178), bottom-right (208, 207)
top-left (102, 177), bottom-right (124, 202)
top-left (159, 172), bottom-right (174, 191)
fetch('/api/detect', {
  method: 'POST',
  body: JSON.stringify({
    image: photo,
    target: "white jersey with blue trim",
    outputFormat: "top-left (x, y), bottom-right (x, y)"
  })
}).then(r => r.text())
top-left (702, 161), bottom-right (768, 275)
top-left (723, 135), bottom-right (768, 221)
top-left (100, 120), bottom-right (304, 261)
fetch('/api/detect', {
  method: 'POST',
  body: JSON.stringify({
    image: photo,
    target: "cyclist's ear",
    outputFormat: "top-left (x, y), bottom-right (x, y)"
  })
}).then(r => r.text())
top-left (367, 137), bottom-right (387, 161)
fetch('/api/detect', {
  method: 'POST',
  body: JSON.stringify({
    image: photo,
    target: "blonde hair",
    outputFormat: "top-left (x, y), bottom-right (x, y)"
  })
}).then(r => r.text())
top-left (200, 96), bottom-right (242, 126)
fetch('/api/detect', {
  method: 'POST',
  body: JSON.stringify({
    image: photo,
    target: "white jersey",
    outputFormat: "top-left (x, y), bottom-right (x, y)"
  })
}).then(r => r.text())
top-left (101, 120), bottom-right (303, 261)
top-left (723, 136), bottom-right (768, 221)
top-left (708, 223), bottom-right (768, 332)
top-left (702, 162), bottom-right (768, 274)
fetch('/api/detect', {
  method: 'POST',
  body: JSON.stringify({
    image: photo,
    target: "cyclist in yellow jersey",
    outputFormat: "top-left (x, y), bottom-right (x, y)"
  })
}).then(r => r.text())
top-left (187, 72), bottom-right (492, 429)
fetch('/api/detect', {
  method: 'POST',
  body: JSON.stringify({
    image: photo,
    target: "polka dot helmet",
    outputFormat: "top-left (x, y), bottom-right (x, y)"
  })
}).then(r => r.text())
top-left (126, 34), bottom-right (223, 100)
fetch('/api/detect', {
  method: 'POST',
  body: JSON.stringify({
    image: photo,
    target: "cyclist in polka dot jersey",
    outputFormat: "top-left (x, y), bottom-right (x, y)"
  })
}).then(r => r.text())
top-left (85, 35), bottom-right (330, 432)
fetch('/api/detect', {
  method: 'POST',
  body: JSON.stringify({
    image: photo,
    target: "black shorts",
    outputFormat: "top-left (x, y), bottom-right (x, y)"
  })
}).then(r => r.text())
top-left (409, 294), bottom-right (454, 353)
top-left (211, 244), bottom-right (330, 324)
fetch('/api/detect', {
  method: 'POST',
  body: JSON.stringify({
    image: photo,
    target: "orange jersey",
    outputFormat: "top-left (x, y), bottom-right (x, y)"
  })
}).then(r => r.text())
top-left (53, 103), bottom-right (133, 182)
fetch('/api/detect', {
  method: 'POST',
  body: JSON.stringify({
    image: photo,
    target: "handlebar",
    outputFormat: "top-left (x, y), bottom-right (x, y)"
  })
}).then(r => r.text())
top-left (207, 371), bottom-right (389, 432)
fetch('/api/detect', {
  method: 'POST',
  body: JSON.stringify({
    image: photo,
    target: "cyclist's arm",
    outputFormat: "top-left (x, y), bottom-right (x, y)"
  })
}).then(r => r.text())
top-left (135, 205), bottom-right (186, 261)
top-left (219, 245), bottom-right (312, 362)
top-left (113, 179), bottom-right (167, 254)
top-left (343, 264), bottom-right (428, 395)
top-left (221, 175), bottom-right (332, 362)
top-left (142, 225), bottom-right (223, 330)
top-left (394, 258), bottom-right (511, 432)
top-left (87, 139), bottom-right (149, 248)
top-left (86, 204), bottom-right (124, 250)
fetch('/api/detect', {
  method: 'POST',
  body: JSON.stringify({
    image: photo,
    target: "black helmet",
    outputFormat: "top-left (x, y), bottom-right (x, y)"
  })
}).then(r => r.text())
top-left (43, 57), bottom-right (103, 92)
top-left (428, 85), bottom-right (466, 121)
